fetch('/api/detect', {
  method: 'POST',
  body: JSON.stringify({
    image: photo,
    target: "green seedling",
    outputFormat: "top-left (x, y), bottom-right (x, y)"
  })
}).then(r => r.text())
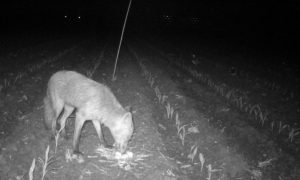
top-left (206, 164), bottom-right (222, 180)
top-left (199, 153), bottom-right (205, 173)
top-left (165, 102), bottom-right (174, 119)
top-left (288, 128), bottom-right (300, 142)
top-left (259, 110), bottom-right (269, 127)
top-left (187, 145), bottom-right (198, 163)
top-left (28, 158), bottom-right (36, 180)
top-left (278, 121), bottom-right (289, 134)
top-left (39, 145), bottom-right (55, 180)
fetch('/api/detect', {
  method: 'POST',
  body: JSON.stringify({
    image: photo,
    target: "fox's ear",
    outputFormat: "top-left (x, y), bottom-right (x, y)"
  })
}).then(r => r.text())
top-left (124, 106), bottom-right (132, 112)
top-left (123, 112), bottom-right (132, 120)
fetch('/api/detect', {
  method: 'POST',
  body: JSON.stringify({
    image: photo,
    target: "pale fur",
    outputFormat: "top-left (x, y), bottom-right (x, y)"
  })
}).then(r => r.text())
top-left (43, 70), bottom-right (133, 154)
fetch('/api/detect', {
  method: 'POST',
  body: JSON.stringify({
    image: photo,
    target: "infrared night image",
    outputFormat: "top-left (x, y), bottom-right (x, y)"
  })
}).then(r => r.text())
top-left (0, 0), bottom-right (299, 179)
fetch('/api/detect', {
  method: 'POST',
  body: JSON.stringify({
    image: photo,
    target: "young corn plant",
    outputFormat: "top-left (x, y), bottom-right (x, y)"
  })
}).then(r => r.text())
top-left (177, 124), bottom-right (188, 146)
top-left (278, 121), bottom-right (289, 134)
top-left (38, 145), bottom-right (58, 180)
top-left (54, 126), bottom-right (65, 154)
top-left (175, 111), bottom-right (179, 121)
top-left (86, 70), bottom-right (93, 78)
top-left (187, 124), bottom-right (200, 134)
top-left (157, 94), bottom-right (162, 103)
top-left (155, 86), bottom-right (161, 102)
top-left (65, 149), bottom-right (73, 163)
top-left (216, 86), bottom-right (225, 96)
top-left (288, 128), bottom-right (300, 142)
top-left (15, 72), bottom-right (25, 83)
top-left (236, 96), bottom-right (247, 110)
top-left (207, 79), bottom-right (213, 88)
top-left (178, 128), bottom-right (186, 146)
top-left (165, 102), bottom-right (175, 119)
top-left (175, 112), bottom-right (181, 137)
top-left (89, 52), bottom-right (103, 77)
top-left (246, 169), bottom-right (262, 180)
top-left (28, 158), bottom-right (36, 180)
top-left (149, 76), bottom-right (155, 87)
top-left (4, 78), bottom-right (10, 88)
top-left (249, 104), bottom-right (261, 120)
top-left (225, 89), bottom-right (235, 100)
top-left (258, 158), bottom-right (274, 168)
top-left (199, 153), bottom-right (205, 173)
top-left (206, 164), bottom-right (222, 180)
top-left (187, 145), bottom-right (198, 163)
top-left (270, 121), bottom-right (275, 131)
top-left (147, 73), bottom-right (151, 83)
top-left (259, 110), bottom-right (269, 127)
top-left (244, 104), bottom-right (253, 113)
top-left (161, 95), bottom-right (168, 105)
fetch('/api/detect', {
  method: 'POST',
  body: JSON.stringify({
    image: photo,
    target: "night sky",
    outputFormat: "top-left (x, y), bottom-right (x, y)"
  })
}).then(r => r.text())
top-left (1, 0), bottom-right (299, 29)
top-left (1, 0), bottom-right (299, 58)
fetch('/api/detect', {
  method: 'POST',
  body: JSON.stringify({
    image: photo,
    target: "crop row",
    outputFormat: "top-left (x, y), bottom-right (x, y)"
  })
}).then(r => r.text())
top-left (142, 42), bottom-right (299, 145)
top-left (131, 49), bottom-right (227, 180)
top-left (172, 55), bottom-right (300, 144)
top-left (0, 46), bottom-right (77, 93)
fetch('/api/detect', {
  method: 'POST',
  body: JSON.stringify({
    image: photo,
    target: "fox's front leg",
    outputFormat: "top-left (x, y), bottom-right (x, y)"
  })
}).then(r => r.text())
top-left (73, 113), bottom-right (85, 155)
top-left (92, 120), bottom-right (112, 148)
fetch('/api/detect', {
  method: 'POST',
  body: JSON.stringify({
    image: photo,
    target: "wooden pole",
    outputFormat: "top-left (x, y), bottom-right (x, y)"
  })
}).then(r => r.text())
top-left (112, 0), bottom-right (133, 81)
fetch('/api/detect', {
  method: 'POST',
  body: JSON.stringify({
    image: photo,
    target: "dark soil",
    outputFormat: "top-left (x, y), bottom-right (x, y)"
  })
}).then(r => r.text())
top-left (0, 37), bottom-right (299, 180)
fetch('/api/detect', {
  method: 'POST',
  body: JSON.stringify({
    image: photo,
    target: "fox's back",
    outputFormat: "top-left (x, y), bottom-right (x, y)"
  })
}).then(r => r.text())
top-left (48, 71), bottom-right (121, 110)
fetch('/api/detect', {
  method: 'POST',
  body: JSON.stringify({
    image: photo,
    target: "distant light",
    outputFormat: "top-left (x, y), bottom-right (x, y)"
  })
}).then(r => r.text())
top-left (191, 17), bottom-right (200, 24)
top-left (64, 15), bottom-right (67, 18)
top-left (162, 15), bottom-right (174, 23)
top-left (78, 16), bottom-right (81, 19)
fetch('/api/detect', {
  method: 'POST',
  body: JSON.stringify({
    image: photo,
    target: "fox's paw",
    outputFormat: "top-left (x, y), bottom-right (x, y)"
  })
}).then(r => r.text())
top-left (73, 150), bottom-right (83, 155)
top-left (103, 144), bottom-right (114, 149)
top-left (99, 141), bottom-right (113, 149)
top-left (72, 151), bottom-right (84, 163)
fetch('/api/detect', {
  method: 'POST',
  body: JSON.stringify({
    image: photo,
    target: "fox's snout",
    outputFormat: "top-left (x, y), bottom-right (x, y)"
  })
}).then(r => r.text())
top-left (115, 142), bottom-right (127, 154)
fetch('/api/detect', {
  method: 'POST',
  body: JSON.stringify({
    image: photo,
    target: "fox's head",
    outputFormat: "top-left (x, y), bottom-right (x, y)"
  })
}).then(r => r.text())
top-left (112, 112), bottom-right (134, 154)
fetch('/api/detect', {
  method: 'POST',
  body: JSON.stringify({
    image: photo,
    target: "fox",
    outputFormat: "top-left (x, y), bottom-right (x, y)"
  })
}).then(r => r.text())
top-left (43, 70), bottom-right (134, 155)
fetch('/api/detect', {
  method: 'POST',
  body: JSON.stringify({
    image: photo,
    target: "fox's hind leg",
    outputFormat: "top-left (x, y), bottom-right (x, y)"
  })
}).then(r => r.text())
top-left (58, 105), bottom-right (74, 138)
top-left (73, 111), bottom-right (86, 155)
top-left (52, 98), bottom-right (64, 136)
top-left (43, 97), bottom-right (54, 130)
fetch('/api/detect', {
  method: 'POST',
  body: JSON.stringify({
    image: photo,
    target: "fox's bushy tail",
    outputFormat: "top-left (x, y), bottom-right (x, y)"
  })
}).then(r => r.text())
top-left (43, 96), bottom-right (55, 130)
